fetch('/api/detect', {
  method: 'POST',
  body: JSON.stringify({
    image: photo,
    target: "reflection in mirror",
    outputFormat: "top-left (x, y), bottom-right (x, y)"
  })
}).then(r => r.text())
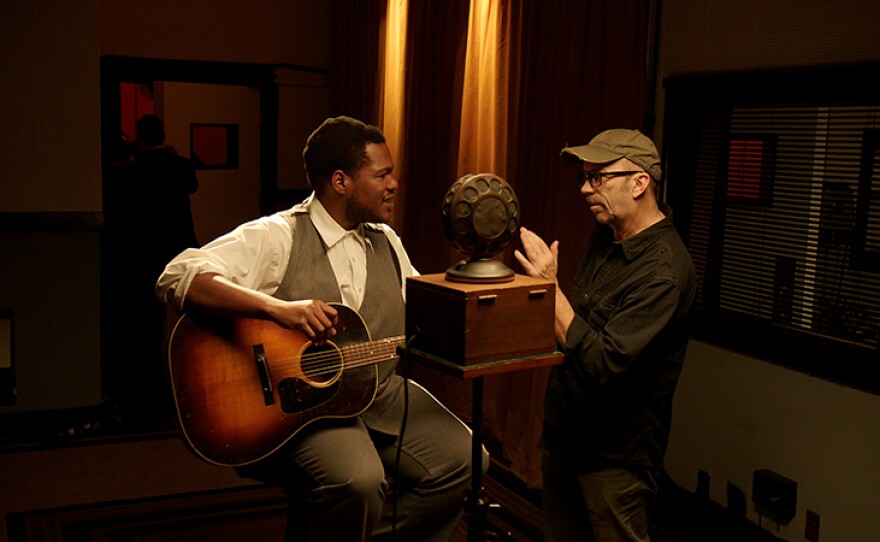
top-left (99, 56), bottom-right (328, 435)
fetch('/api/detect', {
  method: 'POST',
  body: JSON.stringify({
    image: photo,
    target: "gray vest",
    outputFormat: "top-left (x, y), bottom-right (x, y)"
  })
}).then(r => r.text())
top-left (276, 210), bottom-right (405, 386)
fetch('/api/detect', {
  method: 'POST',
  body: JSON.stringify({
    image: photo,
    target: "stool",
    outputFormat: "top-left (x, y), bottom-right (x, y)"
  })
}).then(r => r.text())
top-left (281, 489), bottom-right (309, 542)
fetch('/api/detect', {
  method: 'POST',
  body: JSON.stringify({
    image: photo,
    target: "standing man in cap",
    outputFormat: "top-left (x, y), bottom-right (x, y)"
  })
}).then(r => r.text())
top-left (156, 116), bottom-right (484, 541)
top-left (514, 129), bottom-right (697, 542)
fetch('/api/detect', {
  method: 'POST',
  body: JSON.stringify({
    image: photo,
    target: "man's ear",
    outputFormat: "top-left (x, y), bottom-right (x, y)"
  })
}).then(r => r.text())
top-left (631, 172), bottom-right (651, 199)
top-left (330, 170), bottom-right (348, 195)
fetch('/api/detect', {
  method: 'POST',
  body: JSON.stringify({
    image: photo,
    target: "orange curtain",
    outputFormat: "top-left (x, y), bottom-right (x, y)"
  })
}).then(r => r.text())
top-left (333, 0), bottom-right (653, 488)
top-left (378, 0), bottom-right (408, 178)
top-left (457, 0), bottom-right (509, 178)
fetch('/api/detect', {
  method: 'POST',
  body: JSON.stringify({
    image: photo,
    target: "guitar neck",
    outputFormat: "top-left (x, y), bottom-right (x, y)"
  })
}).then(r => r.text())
top-left (340, 335), bottom-right (406, 369)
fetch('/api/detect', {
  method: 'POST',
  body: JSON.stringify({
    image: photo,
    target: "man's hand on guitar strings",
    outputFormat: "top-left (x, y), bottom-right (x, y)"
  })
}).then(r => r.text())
top-left (268, 299), bottom-right (339, 345)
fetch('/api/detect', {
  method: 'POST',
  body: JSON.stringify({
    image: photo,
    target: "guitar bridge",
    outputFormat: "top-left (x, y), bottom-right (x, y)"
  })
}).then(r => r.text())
top-left (253, 344), bottom-right (275, 406)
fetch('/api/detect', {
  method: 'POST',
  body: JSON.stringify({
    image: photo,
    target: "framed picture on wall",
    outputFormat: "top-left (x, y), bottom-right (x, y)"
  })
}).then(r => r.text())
top-left (190, 123), bottom-right (240, 170)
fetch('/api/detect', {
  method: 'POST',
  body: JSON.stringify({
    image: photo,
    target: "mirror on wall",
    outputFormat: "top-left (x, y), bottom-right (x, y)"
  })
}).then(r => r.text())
top-left (99, 56), bottom-right (327, 431)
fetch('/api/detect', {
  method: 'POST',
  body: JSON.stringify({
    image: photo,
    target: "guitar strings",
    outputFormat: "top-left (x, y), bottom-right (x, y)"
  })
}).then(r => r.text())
top-left (263, 335), bottom-right (406, 378)
top-left (297, 336), bottom-right (405, 369)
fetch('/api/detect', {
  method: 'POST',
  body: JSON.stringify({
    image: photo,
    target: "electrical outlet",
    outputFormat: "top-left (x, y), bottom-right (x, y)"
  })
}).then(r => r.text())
top-left (752, 469), bottom-right (797, 521)
top-left (805, 509), bottom-right (820, 542)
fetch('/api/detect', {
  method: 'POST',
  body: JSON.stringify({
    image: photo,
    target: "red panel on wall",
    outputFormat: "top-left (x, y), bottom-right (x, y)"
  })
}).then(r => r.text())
top-left (190, 123), bottom-right (239, 169)
top-left (119, 82), bottom-right (155, 142)
top-left (728, 139), bottom-right (765, 200)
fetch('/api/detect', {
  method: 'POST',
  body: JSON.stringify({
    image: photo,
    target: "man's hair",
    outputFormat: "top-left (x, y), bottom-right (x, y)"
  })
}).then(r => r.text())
top-left (303, 116), bottom-right (386, 191)
top-left (135, 114), bottom-right (166, 147)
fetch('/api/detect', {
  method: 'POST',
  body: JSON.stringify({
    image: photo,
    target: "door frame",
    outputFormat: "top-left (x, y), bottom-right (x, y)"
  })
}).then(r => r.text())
top-left (100, 55), bottom-right (328, 214)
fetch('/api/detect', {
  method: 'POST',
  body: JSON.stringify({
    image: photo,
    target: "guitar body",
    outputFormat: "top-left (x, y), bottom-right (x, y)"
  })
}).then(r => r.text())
top-left (168, 304), bottom-right (382, 466)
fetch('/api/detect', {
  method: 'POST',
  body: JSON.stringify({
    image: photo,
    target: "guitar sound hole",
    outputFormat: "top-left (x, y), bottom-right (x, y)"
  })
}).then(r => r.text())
top-left (300, 342), bottom-right (343, 388)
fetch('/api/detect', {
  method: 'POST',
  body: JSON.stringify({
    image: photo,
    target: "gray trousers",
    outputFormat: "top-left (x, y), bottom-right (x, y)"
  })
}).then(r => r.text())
top-left (241, 376), bottom-right (486, 541)
top-left (542, 450), bottom-right (659, 542)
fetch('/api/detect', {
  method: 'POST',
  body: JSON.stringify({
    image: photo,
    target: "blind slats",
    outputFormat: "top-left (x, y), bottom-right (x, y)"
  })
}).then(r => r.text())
top-left (689, 103), bottom-right (880, 349)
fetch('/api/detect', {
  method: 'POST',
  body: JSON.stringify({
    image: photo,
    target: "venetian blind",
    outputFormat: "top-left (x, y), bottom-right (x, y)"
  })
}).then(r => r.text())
top-left (689, 104), bottom-right (880, 351)
top-left (662, 65), bottom-right (880, 392)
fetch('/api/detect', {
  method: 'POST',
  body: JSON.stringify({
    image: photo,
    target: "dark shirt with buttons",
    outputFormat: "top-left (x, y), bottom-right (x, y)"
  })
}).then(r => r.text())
top-left (539, 203), bottom-right (698, 468)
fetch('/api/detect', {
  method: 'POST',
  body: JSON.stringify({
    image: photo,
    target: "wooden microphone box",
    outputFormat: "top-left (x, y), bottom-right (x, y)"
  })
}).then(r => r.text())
top-left (405, 273), bottom-right (556, 365)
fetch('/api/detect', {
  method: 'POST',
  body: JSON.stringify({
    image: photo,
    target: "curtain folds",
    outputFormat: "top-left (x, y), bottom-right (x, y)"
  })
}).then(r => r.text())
top-left (332, 0), bottom-right (652, 488)
top-left (331, 0), bottom-right (385, 123)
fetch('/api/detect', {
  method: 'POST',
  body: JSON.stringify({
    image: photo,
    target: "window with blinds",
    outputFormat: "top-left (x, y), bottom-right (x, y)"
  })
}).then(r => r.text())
top-left (662, 65), bottom-right (880, 392)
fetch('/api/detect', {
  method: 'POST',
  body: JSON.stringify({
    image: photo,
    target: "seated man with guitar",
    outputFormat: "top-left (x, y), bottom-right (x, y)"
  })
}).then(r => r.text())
top-left (156, 116), bottom-right (486, 541)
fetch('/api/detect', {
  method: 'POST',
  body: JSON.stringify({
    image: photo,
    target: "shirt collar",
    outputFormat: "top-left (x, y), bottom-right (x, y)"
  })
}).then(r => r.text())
top-left (617, 203), bottom-right (675, 261)
top-left (305, 194), bottom-right (366, 250)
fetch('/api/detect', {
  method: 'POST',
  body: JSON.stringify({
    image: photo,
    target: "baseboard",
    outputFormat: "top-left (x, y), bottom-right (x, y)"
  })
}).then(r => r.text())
top-left (480, 463), bottom-right (789, 542)
top-left (7, 460), bottom-right (786, 542)
top-left (6, 485), bottom-right (288, 542)
top-left (653, 473), bottom-right (788, 542)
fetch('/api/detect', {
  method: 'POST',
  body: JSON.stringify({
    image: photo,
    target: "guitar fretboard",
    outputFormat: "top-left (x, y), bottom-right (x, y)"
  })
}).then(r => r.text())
top-left (340, 335), bottom-right (406, 367)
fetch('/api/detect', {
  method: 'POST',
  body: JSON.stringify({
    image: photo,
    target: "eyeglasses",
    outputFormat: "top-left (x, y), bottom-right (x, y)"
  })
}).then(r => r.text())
top-left (576, 170), bottom-right (645, 188)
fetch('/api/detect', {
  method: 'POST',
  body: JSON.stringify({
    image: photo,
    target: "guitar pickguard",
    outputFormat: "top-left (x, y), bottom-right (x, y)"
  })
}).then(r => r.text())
top-left (277, 377), bottom-right (340, 413)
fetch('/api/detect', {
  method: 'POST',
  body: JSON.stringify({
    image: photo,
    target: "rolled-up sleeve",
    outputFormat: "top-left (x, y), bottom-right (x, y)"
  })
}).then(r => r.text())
top-left (155, 215), bottom-right (292, 312)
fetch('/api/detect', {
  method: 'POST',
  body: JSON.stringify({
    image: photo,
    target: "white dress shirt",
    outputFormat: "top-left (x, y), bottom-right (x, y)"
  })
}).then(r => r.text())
top-left (155, 194), bottom-right (417, 312)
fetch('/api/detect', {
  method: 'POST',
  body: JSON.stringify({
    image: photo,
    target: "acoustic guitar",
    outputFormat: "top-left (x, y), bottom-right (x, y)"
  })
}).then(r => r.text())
top-left (167, 303), bottom-right (404, 466)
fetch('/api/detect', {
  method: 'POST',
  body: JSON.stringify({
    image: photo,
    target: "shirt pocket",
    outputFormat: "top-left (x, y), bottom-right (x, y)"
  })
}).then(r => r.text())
top-left (586, 291), bottom-right (617, 331)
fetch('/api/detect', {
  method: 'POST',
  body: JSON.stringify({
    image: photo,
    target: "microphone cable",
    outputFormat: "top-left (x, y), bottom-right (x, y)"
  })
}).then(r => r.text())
top-left (390, 331), bottom-right (418, 539)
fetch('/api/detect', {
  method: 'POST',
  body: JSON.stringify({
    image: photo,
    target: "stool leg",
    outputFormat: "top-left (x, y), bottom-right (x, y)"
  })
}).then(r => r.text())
top-left (283, 491), bottom-right (309, 542)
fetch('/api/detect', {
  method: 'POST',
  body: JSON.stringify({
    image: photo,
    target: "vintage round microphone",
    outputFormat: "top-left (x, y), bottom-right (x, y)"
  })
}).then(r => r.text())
top-left (441, 173), bottom-right (520, 283)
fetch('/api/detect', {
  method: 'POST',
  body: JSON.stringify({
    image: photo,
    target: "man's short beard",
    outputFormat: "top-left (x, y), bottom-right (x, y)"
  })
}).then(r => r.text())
top-left (346, 197), bottom-right (387, 226)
